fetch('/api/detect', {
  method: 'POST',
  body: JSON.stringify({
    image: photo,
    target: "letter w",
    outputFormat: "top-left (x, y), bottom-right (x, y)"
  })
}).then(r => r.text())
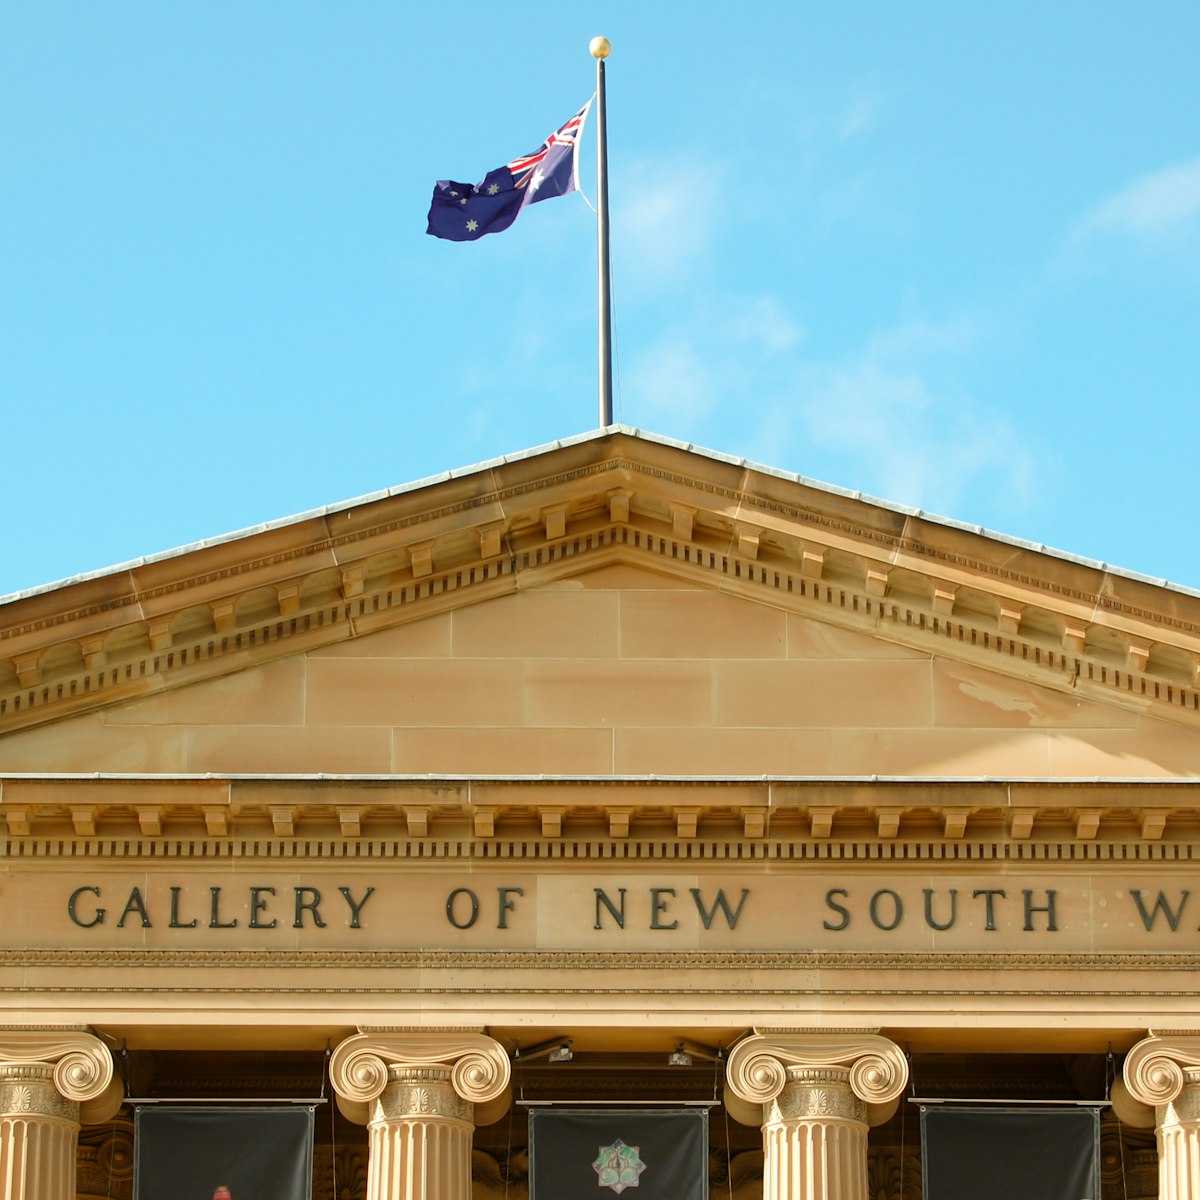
top-left (1131, 889), bottom-right (1190, 931)
top-left (690, 888), bottom-right (750, 930)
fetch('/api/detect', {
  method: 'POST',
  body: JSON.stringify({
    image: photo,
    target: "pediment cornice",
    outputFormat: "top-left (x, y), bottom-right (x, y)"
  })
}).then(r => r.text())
top-left (2, 430), bottom-right (1199, 733)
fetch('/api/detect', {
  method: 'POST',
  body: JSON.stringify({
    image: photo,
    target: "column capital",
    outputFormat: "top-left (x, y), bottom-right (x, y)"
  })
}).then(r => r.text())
top-left (1123, 1034), bottom-right (1200, 1108)
top-left (0, 1027), bottom-right (115, 1106)
top-left (725, 1030), bottom-right (908, 1109)
top-left (329, 1029), bottom-right (510, 1108)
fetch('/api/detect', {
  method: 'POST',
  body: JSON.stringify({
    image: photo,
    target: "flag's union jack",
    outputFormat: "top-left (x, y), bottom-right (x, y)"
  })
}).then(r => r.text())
top-left (507, 105), bottom-right (589, 192)
top-left (427, 101), bottom-right (592, 242)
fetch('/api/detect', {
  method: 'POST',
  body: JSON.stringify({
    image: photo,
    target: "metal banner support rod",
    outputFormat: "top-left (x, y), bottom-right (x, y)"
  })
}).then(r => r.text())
top-left (127, 1097), bottom-right (326, 1105)
top-left (520, 1100), bottom-right (718, 1107)
top-left (910, 1097), bottom-right (1110, 1106)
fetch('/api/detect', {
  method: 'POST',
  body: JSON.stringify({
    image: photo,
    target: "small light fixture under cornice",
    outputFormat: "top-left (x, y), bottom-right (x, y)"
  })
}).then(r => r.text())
top-left (668, 1038), bottom-right (724, 1066)
top-left (668, 1043), bottom-right (693, 1067)
top-left (513, 1037), bottom-right (574, 1064)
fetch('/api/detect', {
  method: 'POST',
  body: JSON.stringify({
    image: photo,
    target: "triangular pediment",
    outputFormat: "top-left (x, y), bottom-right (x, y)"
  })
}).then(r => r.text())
top-left (2, 428), bottom-right (1199, 768)
top-left (1, 563), bottom-right (1197, 783)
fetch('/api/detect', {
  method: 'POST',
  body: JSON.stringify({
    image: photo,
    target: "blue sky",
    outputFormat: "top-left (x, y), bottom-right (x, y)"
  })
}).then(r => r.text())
top-left (3, 3), bottom-right (1199, 597)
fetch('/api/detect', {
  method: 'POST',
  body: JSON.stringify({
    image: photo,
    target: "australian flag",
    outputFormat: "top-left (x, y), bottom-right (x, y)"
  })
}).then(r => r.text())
top-left (426, 102), bottom-right (591, 242)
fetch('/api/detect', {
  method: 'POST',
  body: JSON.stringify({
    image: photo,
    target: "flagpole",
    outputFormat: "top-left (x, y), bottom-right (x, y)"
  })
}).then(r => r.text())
top-left (590, 36), bottom-right (613, 428)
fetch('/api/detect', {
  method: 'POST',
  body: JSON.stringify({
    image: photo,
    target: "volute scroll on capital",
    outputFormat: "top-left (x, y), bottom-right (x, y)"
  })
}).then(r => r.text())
top-left (725, 1033), bottom-right (908, 1108)
top-left (1123, 1035), bottom-right (1200, 1108)
top-left (328, 1031), bottom-right (511, 1106)
top-left (0, 1028), bottom-right (115, 1103)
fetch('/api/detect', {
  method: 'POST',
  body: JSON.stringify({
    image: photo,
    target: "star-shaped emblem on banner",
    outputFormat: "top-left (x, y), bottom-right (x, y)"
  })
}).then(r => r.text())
top-left (592, 1139), bottom-right (646, 1194)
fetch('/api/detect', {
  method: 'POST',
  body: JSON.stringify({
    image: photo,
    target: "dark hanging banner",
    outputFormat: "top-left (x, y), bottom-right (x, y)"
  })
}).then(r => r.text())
top-left (922, 1105), bottom-right (1100, 1200)
top-left (135, 1106), bottom-right (315, 1200)
top-left (529, 1107), bottom-right (708, 1199)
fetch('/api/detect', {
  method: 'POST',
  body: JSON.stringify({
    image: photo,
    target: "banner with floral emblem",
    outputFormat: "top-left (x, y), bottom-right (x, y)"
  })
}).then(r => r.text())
top-left (529, 1107), bottom-right (707, 1199)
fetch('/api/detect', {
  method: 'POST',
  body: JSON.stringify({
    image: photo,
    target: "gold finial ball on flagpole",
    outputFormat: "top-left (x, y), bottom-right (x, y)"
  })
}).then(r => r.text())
top-left (589, 36), bottom-right (611, 59)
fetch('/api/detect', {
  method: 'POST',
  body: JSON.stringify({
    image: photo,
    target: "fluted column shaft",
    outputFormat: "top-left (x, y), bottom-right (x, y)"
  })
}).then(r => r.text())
top-left (367, 1066), bottom-right (473, 1200)
top-left (726, 1032), bottom-right (907, 1200)
top-left (763, 1067), bottom-right (868, 1200)
top-left (329, 1030), bottom-right (510, 1200)
top-left (1160, 1071), bottom-right (1200, 1200)
top-left (0, 1029), bottom-right (117, 1200)
top-left (0, 1065), bottom-right (80, 1200)
top-left (1122, 1034), bottom-right (1200, 1200)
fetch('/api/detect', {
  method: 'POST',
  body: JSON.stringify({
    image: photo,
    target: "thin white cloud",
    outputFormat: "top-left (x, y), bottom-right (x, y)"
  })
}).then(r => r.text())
top-left (796, 359), bottom-right (1034, 515)
top-left (465, 407), bottom-right (490, 442)
top-left (612, 154), bottom-right (722, 287)
top-left (728, 308), bottom-right (1034, 517)
top-left (728, 295), bottom-right (806, 352)
top-left (623, 294), bottom-right (1035, 520)
top-left (623, 332), bottom-right (717, 424)
top-left (1072, 158), bottom-right (1200, 241)
top-left (621, 294), bottom-right (805, 424)
top-left (813, 307), bottom-right (1032, 514)
top-left (836, 93), bottom-right (878, 141)
top-left (865, 314), bottom-right (980, 360)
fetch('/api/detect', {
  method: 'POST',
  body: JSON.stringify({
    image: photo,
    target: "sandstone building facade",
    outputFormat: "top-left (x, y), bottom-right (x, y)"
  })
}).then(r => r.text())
top-left (2, 427), bottom-right (1198, 1199)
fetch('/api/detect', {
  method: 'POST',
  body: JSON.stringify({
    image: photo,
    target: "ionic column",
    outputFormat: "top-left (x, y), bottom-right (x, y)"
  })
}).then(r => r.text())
top-left (725, 1031), bottom-right (908, 1200)
top-left (1122, 1034), bottom-right (1200, 1200)
top-left (328, 1029), bottom-right (510, 1200)
top-left (0, 1028), bottom-right (120, 1200)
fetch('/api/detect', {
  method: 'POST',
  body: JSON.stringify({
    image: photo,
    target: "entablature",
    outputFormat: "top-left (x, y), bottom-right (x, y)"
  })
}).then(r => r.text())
top-left (3, 774), bottom-right (1200, 853)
